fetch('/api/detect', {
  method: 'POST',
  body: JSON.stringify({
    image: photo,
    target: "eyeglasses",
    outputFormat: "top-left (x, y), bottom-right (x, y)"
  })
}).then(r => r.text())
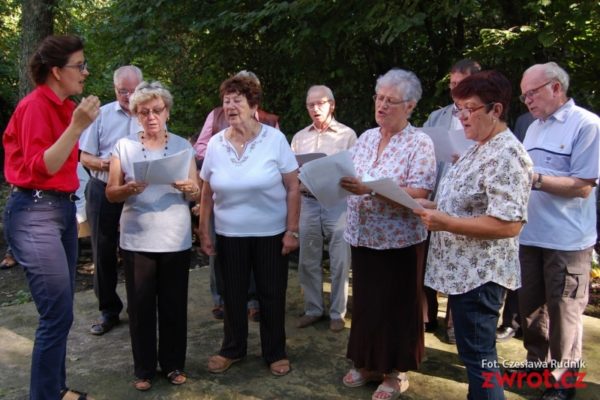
top-left (373, 94), bottom-right (409, 106)
top-left (116, 89), bottom-right (135, 96)
top-left (63, 60), bottom-right (88, 73)
top-left (519, 81), bottom-right (553, 103)
top-left (452, 102), bottom-right (494, 118)
top-left (138, 106), bottom-right (166, 118)
top-left (306, 100), bottom-right (331, 109)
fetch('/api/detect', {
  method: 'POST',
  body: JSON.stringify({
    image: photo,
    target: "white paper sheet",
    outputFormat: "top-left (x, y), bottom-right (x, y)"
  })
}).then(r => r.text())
top-left (421, 127), bottom-right (475, 163)
top-left (133, 149), bottom-right (191, 184)
top-left (363, 177), bottom-right (423, 209)
top-left (295, 152), bottom-right (327, 166)
top-left (298, 150), bottom-right (356, 207)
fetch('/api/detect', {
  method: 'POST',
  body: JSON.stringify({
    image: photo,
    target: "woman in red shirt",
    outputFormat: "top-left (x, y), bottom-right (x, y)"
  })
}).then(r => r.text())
top-left (3, 35), bottom-right (99, 400)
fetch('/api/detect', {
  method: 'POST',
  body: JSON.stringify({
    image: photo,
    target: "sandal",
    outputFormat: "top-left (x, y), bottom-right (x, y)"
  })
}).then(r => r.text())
top-left (167, 370), bottom-right (187, 385)
top-left (133, 378), bottom-right (152, 391)
top-left (207, 354), bottom-right (242, 373)
top-left (270, 359), bottom-right (291, 376)
top-left (371, 374), bottom-right (409, 400)
top-left (343, 368), bottom-right (382, 388)
top-left (0, 254), bottom-right (17, 270)
top-left (60, 388), bottom-right (94, 400)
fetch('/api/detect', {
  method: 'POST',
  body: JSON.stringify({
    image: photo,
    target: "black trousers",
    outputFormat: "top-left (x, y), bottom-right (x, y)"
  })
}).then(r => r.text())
top-left (216, 233), bottom-right (288, 364)
top-left (86, 177), bottom-right (124, 318)
top-left (121, 249), bottom-right (190, 379)
top-left (500, 288), bottom-right (521, 330)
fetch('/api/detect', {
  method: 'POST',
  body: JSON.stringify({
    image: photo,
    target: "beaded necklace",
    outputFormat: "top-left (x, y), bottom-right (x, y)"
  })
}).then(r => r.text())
top-left (140, 131), bottom-right (169, 158)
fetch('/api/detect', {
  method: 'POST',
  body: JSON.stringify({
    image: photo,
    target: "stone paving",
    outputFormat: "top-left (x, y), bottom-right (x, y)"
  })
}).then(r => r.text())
top-left (0, 266), bottom-right (599, 400)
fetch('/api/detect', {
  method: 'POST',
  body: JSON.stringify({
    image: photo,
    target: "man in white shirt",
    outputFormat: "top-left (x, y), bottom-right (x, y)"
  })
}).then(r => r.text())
top-left (422, 59), bottom-right (481, 344)
top-left (517, 62), bottom-right (600, 400)
top-left (80, 65), bottom-right (143, 335)
top-left (291, 85), bottom-right (356, 332)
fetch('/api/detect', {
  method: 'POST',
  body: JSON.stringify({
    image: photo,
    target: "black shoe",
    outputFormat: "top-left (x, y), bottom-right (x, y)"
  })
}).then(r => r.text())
top-left (425, 320), bottom-right (439, 333)
top-left (90, 316), bottom-right (120, 335)
top-left (496, 326), bottom-right (517, 342)
top-left (540, 388), bottom-right (575, 400)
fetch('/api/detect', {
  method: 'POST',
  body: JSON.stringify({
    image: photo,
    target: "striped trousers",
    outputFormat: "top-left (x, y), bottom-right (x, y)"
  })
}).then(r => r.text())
top-left (216, 233), bottom-right (288, 364)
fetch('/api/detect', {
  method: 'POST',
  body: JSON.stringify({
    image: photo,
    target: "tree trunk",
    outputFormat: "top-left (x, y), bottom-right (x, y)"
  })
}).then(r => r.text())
top-left (18, 0), bottom-right (56, 99)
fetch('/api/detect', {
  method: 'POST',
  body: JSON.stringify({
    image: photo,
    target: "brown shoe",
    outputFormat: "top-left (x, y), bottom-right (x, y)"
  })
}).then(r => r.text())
top-left (330, 318), bottom-right (345, 332)
top-left (297, 314), bottom-right (322, 328)
top-left (207, 355), bottom-right (242, 374)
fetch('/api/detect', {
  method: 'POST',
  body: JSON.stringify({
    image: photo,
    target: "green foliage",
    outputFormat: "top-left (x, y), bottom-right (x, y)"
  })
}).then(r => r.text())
top-left (0, 0), bottom-right (599, 138)
top-left (1, 289), bottom-right (32, 306)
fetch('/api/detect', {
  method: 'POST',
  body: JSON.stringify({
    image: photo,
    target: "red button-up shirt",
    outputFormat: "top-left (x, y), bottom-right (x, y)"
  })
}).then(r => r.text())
top-left (3, 84), bottom-right (79, 192)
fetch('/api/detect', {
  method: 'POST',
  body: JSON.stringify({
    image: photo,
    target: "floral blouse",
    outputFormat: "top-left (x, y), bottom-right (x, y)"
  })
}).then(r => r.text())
top-left (424, 129), bottom-right (533, 295)
top-left (344, 125), bottom-right (436, 249)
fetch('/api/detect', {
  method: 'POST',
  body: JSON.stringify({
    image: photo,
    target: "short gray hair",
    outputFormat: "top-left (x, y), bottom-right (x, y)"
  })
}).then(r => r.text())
top-left (524, 62), bottom-right (570, 93)
top-left (307, 85), bottom-right (335, 101)
top-left (541, 62), bottom-right (570, 93)
top-left (130, 81), bottom-right (173, 114)
top-left (113, 65), bottom-right (143, 85)
top-left (375, 68), bottom-right (422, 103)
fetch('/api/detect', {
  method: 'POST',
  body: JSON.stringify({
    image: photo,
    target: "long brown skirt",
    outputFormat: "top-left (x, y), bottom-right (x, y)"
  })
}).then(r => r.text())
top-left (346, 244), bottom-right (425, 373)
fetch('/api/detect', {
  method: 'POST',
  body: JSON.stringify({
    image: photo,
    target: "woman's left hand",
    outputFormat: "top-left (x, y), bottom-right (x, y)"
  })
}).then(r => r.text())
top-left (281, 233), bottom-right (299, 255)
top-left (173, 179), bottom-right (200, 196)
top-left (413, 208), bottom-right (449, 232)
top-left (340, 176), bottom-right (371, 195)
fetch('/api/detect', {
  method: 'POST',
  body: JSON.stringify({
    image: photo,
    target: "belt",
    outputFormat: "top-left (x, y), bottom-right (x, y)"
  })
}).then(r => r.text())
top-left (300, 191), bottom-right (316, 199)
top-left (13, 186), bottom-right (79, 202)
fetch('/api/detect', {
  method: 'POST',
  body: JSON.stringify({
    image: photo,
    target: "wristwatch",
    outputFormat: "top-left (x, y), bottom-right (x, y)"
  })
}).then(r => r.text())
top-left (533, 173), bottom-right (543, 190)
top-left (286, 230), bottom-right (299, 239)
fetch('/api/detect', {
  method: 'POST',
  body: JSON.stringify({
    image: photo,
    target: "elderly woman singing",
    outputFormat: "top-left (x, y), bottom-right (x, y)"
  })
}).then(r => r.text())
top-left (340, 69), bottom-right (436, 400)
top-left (106, 81), bottom-right (199, 391)
top-left (199, 75), bottom-right (299, 376)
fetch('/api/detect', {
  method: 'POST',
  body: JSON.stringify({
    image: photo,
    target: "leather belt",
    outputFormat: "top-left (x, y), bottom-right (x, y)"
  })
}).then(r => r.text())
top-left (13, 186), bottom-right (79, 202)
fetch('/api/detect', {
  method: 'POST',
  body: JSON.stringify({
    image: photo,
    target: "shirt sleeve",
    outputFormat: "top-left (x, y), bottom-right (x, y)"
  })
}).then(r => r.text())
top-left (19, 100), bottom-right (53, 178)
top-left (193, 110), bottom-right (215, 160)
top-left (277, 131), bottom-right (299, 173)
top-left (405, 133), bottom-right (437, 190)
top-left (484, 144), bottom-right (532, 222)
top-left (570, 121), bottom-right (600, 181)
top-left (79, 111), bottom-right (102, 155)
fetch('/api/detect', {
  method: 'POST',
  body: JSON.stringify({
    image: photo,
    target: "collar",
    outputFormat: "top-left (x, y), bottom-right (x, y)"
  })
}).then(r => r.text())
top-left (308, 117), bottom-right (339, 133)
top-left (38, 84), bottom-right (69, 107)
top-left (112, 100), bottom-right (133, 116)
top-left (545, 98), bottom-right (574, 123)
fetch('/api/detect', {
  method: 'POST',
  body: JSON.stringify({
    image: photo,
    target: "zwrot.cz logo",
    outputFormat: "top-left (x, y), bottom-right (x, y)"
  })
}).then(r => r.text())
top-left (480, 360), bottom-right (587, 390)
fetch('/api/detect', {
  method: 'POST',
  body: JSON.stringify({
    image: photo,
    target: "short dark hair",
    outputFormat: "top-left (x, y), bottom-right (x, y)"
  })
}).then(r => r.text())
top-left (28, 35), bottom-right (84, 85)
top-left (219, 75), bottom-right (262, 108)
top-left (450, 59), bottom-right (481, 75)
top-left (451, 70), bottom-right (512, 121)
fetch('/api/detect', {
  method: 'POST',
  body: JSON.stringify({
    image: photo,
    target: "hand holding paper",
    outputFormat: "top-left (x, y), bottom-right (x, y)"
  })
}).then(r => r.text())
top-left (362, 178), bottom-right (424, 209)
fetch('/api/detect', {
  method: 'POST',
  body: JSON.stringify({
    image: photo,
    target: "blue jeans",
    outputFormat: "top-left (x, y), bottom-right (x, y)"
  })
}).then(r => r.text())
top-left (4, 190), bottom-right (78, 400)
top-left (450, 282), bottom-right (506, 400)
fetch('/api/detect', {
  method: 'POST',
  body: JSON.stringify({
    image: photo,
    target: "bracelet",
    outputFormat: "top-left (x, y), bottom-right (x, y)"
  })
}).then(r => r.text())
top-left (285, 230), bottom-right (299, 239)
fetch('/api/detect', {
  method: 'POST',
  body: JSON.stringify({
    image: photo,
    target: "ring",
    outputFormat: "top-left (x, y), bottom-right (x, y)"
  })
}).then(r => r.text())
top-left (133, 188), bottom-right (137, 192)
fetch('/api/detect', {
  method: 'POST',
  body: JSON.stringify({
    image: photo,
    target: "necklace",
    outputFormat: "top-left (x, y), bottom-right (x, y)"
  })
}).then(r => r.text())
top-left (140, 131), bottom-right (169, 158)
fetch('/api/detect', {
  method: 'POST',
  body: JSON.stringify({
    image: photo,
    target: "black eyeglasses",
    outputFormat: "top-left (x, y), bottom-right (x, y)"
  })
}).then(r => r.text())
top-left (452, 102), bottom-right (494, 118)
top-left (519, 81), bottom-right (552, 103)
top-left (63, 60), bottom-right (88, 73)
